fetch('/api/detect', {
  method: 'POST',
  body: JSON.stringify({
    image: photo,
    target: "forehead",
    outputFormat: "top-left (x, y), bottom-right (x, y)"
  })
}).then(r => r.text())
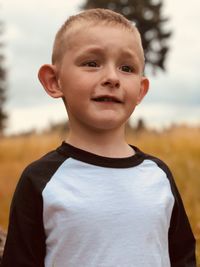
top-left (66, 21), bottom-right (136, 43)
top-left (63, 22), bottom-right (144, 61)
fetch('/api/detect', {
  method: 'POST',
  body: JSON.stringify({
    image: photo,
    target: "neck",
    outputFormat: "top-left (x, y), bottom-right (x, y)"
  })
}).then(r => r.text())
top-left (66, 124), bottom-right (134, 158)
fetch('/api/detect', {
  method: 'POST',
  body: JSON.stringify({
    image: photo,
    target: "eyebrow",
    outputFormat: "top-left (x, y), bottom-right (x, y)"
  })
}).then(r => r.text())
top-left (75, 46), bottom-right (105, 57)
top-left (119, 49), bottom-right (140, 62)
top-left (75, 46), bottom-right (140, 62)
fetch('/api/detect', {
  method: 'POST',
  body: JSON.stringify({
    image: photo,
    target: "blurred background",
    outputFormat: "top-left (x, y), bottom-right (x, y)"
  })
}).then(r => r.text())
top-left (0, 0), bottom-right (199, 264)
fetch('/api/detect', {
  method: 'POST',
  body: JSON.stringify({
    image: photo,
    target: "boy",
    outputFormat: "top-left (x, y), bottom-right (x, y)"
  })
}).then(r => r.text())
top-left (1, 8), bottom-right (196, 267)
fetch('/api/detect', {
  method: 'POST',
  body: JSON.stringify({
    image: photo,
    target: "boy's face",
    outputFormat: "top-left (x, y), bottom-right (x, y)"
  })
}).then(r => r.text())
top-left (55, 24), bottom-right (149, 132)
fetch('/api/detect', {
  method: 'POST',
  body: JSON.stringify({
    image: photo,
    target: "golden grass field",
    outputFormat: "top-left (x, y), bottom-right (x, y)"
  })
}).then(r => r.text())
top-left (0, 126), bottom-right (199, 264)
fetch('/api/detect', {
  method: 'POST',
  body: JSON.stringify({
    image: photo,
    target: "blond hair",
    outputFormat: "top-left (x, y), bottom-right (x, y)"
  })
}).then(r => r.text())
top-left (52, 8), bottom-right (144, 65)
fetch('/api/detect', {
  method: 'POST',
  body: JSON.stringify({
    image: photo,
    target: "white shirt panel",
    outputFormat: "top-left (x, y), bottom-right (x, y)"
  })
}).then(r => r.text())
top-left (43, 158), bottom-right (174, 267)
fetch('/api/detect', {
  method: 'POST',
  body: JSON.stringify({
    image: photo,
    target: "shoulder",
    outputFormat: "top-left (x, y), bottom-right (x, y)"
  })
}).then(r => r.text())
top-left (132, 145), bottom-right (179, 195)
top-left (24, 145), bottom-right (67, 174)
top-left (133, 145), bottom-right (184, 203)
top-left (133, 145), bottom-right (173, 177)
top-left (144, 152), bottom-right (173, 179)
top-left (17, 142), bottom-right (70, 194)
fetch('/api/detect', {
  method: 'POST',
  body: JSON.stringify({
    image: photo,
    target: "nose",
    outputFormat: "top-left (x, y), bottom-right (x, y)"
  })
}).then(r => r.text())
top-left (101, 65), bottom-right (120, 89)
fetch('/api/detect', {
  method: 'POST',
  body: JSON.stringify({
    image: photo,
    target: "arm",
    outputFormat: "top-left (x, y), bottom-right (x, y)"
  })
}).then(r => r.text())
top-left (168, 177), bottom-right (196, 267)
top-left (1, 168), bottom-right (46, 267)
top-left (142, 152), bottom-right (196, 267)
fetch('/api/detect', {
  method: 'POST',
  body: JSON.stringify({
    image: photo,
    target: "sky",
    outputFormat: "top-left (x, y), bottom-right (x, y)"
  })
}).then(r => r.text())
top-left (1, 0), bottom-right (200, 134)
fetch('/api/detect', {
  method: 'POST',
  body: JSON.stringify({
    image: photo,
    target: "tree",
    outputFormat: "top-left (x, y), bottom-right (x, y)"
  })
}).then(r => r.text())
top-left (0, 18), bottom-right (7, 135)
top-left (81, 0), bottom-right (172, 73)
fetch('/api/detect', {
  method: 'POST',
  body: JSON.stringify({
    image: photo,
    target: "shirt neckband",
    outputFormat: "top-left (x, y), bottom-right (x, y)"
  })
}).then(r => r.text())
top-left (57, 142), bottom-right (145, 168)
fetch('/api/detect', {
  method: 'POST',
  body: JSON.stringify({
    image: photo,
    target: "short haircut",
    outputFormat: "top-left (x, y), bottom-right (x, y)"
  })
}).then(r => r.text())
top-left (52, 8), bottom-right (144, 66)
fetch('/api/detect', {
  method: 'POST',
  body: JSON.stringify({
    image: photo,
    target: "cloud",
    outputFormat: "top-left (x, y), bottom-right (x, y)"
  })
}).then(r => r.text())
top-left (5, 101), bottom-right (67, 135)
top-left (133, 102), bottom-right (200, 130)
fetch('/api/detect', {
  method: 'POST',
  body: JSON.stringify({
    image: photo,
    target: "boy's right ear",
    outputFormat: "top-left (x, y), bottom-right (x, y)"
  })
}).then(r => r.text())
top-left (38, 64), bottom-right (63, 98)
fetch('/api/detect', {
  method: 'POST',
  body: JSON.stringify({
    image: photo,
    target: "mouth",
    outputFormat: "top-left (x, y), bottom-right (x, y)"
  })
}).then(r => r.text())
top-left (91, 96), bottom-right (123, 103)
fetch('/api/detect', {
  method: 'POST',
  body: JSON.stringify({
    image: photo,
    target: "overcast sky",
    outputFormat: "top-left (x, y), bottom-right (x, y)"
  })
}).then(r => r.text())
top-left (1, 0), bottom-right (200, 134)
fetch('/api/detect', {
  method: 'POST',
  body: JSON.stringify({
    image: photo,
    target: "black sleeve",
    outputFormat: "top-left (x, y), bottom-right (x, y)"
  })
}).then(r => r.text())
top-left (168, 176), bottom-right (196, 267)
top-left (0, 167), bottom-right (46, 267)
top-left (147, 155), bottom-right (197, 267)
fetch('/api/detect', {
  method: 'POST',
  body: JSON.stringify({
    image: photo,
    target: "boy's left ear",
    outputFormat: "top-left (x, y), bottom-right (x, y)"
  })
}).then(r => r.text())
top-left (38, 64), bottom-right (63, 98)
top-left (136, 77), bottom-right (149, 105)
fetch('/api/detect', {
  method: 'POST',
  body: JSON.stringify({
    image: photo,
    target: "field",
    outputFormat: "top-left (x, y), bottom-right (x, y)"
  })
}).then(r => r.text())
top-left (0, 126), bottom-right (199, 264)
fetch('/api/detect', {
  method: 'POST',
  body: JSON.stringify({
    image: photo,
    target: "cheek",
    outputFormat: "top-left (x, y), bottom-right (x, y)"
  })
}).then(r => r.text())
top-left (125, 81), bottom-right (141, 99)
top-left (61, 79), bottom-right (91, 107)
top-left (65, 74), bottom-right (92, 91)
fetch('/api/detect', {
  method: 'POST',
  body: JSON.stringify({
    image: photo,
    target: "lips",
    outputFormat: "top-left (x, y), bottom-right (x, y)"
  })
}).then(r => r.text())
top-left (91, 95), bottom-right (123, 103)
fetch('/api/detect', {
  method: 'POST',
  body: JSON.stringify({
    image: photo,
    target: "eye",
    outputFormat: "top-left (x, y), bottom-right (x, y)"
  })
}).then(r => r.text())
top-left (82, 61), bottom-right (99, 67)
top-left (120, 65), bottom-right (134, 73)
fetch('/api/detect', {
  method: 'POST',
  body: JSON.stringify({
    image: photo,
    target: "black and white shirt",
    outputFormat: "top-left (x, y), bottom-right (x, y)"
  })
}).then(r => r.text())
top-left (1, 142), bottom-right (196, 267)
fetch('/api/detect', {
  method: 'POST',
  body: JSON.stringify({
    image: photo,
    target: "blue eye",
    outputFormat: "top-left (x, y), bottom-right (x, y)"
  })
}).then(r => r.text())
top-left (120, 65), bottom-right (134, 73)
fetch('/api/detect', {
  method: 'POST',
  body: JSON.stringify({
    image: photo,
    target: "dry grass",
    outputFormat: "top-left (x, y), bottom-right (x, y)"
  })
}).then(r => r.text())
top-left (0, 126), bottom-right (199, 264)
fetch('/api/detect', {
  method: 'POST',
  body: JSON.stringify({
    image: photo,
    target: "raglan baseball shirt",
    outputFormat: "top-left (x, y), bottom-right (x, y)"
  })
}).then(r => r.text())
top-left (1, 142), bottom-right (196, 267)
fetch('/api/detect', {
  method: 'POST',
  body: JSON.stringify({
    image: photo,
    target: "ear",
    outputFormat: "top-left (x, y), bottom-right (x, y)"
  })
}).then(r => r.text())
top-left (136, 76), bottom-right (149, 105)
top-left (38, 64), bottom-right (63, 98)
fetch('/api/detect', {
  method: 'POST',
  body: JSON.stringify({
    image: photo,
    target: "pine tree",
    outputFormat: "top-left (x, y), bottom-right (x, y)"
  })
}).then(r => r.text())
top-left (0, 18), bottom-right (7, 135)
top-left (81, 0), bottom-right (172, 72)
